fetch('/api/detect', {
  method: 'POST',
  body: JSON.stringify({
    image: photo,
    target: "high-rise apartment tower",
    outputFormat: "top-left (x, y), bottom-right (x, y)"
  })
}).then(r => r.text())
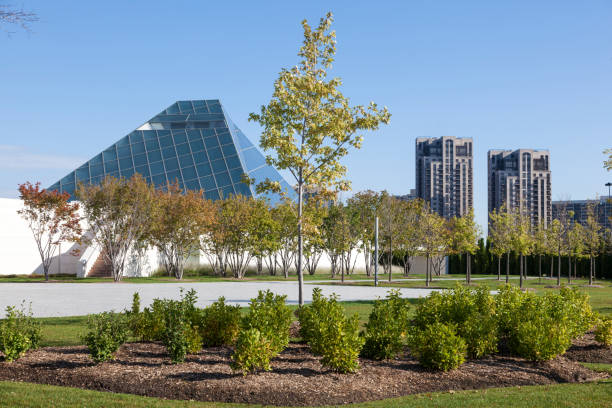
top-left (415, 136), bottom-right (473, 218)
top-left (487, 149), bottom-right (551, 227)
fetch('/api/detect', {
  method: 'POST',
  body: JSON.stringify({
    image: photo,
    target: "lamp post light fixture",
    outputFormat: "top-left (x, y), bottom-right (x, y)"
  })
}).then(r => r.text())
top-left (606, 182), bottom-right (611, 199)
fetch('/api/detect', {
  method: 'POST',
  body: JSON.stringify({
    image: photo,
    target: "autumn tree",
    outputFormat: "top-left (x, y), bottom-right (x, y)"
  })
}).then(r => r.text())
top-left (147, 184), bottom-right (212, 280)
top-left (249, 12), bottom-right (390, 305)
top-left (200, 200), bottom-right (228, 276)
top-left (17, 182), bottom-right (82, 281)
top-left (77, 175), bottom-right (155, 282)
top-left (250, 200), bottom-right (279, 276)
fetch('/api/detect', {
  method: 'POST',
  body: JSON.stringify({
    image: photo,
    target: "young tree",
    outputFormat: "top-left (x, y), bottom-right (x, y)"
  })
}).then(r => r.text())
top-left (17, 182), bottom-right (82, 281)
top-left (419, 206), bottom-right (449, 287)
top-left (548, 219), bottom-right (567, 286)
top-left (322, 202), bottom-right (343, 277)
top-left (273, 199), bottom-right (298, 278)
top-left (250, 200), bottom-right (279, 276)
top-left (450, 209), bottom-right (480, 284)
top-left (488, 206), bottom-right (512, 282)
top-left (584, 203), bottom-right (603, 285)
top-left (295, 198), bottom-right (326, 275)
top-left (567, 222), bottom-right (586, 283)
top-left (508, 209), bottom-right (532, 289)
top-left (396, 199), bottom-right (425, 276)
top-left (201, 200), bottom-right (229, 276)
top-left (531, 222), bottom-right (548, 281)
top-left (147, 184), bottom-right (212, 280)
top-left (219, 195), bottom-right (266, 279)
top-left (347, 190), bottom-right (381, 276)
top-left (249, 13), bottom-right (390, 305)
top-left (77, 175), bottom-right (155, 282)
top-left (379, 193), bottom-right (402, 282)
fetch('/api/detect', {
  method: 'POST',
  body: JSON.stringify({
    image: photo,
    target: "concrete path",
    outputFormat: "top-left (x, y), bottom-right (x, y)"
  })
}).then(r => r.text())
top-left (0, 281), bottom-right (441, 318)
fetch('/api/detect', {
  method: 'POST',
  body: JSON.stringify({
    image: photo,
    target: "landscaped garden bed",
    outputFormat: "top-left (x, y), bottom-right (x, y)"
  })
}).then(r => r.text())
top-left (0, 340), bottom-right (607, 407)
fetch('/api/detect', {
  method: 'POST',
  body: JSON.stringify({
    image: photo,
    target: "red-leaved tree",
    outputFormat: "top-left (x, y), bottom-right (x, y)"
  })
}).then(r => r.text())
top-left (18, 182), bottom-right (82, 281)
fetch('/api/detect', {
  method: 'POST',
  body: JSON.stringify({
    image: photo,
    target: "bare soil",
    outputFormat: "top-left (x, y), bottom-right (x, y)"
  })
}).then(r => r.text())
top-left (0, 341), bottom-right (607, 407)
top-left (565, 333), bottom-right (612, 364)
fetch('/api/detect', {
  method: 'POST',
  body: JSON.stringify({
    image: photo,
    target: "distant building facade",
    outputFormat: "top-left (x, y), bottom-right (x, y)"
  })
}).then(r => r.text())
top-left (487, 149), bottom-right (551, 227)
top-left (415, 136), bottom-right (473, 218)
top-left (393, 189), bottom-right (417, 202)
top-left (552, 197), bottom-right (612, 231)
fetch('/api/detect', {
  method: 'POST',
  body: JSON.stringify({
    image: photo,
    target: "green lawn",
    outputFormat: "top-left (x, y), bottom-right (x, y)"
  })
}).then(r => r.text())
top-left (0, 379), bottom-right (610, 408)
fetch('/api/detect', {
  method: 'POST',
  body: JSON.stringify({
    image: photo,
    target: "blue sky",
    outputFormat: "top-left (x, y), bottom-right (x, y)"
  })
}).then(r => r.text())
top-left (1, 0), bottom-right (611, 229)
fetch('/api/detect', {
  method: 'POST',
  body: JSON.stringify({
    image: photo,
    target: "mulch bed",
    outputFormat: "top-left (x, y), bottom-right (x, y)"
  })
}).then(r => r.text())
top-left (0, 339), bottom-right (609, 407)
top-left (565, 332), bottom-right (612, 364)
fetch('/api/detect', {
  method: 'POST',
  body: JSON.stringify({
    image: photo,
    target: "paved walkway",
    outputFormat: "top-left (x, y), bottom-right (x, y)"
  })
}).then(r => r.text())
top-left (0, 281), bottom-right (441, 318)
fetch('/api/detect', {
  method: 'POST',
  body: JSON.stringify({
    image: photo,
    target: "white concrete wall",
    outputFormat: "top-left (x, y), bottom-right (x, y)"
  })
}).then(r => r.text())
top-left (0, 198), bottom-right (84, 276)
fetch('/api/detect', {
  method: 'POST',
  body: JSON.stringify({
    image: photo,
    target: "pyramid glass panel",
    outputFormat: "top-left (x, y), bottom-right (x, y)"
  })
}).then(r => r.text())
top-left (49, 100), bottom-right (296, 204)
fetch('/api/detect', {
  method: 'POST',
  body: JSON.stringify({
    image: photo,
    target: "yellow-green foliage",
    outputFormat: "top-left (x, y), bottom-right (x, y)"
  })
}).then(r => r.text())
top-left (595, 317), bottom-right (612, 346)
top-left (0, 302), bottom-right (41, 362)
top-left (361, 289), bottom-right (411, 360)
top-left (199, 297), bottom-right (241, 347)
top-left (408, 322), bottom-right (467, 371)
top-left (241, 290), bottom-right (292, 356)
top-left (298, 288), bottom-right (364, 373)
top-left (413, 284), bottom-right (497, 358)
top-left (230, 328), bottom-right (273, 375)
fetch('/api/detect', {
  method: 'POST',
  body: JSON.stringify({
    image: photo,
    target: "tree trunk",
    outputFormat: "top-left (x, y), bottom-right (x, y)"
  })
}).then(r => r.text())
top-left (426, 255), bottom-right (430, 287)
top-left (567, 255), bottom-right (571, 284)
top-left (557, 252), bottom-right (561, 286)
top-left (505, 252), bottom-right (510, 284)
top-left (297, 178), bottom-right (304, 306)
top-left (466, 253), bottom-right (471, 284)
top-left (519, 254), bottom-right (523, 288)
top-left (550, 255), bottom-right (554, 278)
top-left (497, 255), bottom-right (501, 280)
top-left (257, 257), bottom-right (262, 275)
top-left (538, 254), bottom-right (542, 280)
top-left (589, 256), bottom-right (593, 285)
top-left (523, 255), bottom-right (528, 280)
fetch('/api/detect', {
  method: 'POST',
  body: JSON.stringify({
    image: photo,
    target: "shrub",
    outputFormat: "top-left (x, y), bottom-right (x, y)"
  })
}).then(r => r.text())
top-left (413, 284), bottom-right (497, 358)
top-left (408, 322), bottom-right (466, 371)
top-left (512, 312), bottom-right (571, 361)
top-left (230, 328), bottom-right (273, 375)
top-left (135, 288), bottom-right (200, 343)
top-left (82, 312), bottom-right (129, 364)
top-left (161, 298), bottom-right (202, 363)
top-left (595, 317), bottom-right (612, 346)
top-left (199, 297), bottom-right (241, 346)
top-left (0, 302), bottom-right (42, 361)
top-left (298, 289), bottom-right (364, 373)
top-left (241, 290), bottom-right (292, 356)
top-left (361, 289), bottom-right (410, 360)
top-left (496, 285), bottom-right (594, 361)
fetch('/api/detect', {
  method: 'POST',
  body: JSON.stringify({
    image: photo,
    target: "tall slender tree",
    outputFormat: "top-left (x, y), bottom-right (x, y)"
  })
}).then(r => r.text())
top-left (488, 206), bottom-right (512, 282)
top-left (450, 209), bottom-right (479, 284)
top-left (249, 13), bottom-right (390, 305)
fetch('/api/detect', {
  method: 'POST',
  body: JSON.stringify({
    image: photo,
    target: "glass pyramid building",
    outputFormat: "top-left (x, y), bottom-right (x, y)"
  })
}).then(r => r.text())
top-left (49, 100), bottom-right (295, 204)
